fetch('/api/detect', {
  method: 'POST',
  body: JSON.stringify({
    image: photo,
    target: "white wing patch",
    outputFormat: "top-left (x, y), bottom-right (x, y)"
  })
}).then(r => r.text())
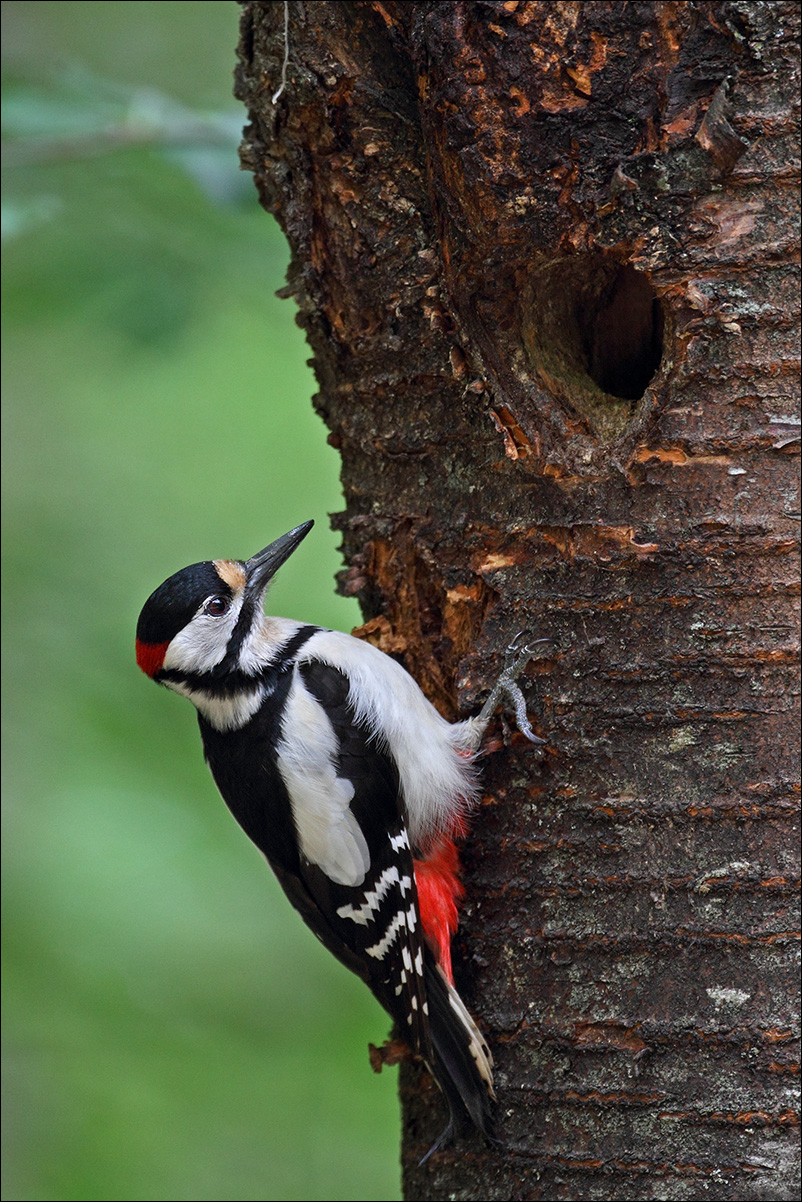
top-left (276, 667), bottom-right (370, 887)
top-left (293, 629), bottom-right (480, 846)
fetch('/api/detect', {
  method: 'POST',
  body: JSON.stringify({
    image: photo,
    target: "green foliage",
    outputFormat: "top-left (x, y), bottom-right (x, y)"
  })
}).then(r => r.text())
top-left (1, 4), bottom-right (400, 1199)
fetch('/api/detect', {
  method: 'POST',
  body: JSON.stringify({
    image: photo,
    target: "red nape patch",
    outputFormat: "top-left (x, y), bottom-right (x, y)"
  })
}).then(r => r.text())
top-left (414, 837), bottom-right (465, 985)
top-left (136, 638), bottom-right (169, 678)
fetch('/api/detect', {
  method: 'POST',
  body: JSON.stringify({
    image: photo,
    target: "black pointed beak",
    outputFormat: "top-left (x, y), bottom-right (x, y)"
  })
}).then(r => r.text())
top-left (245, 520), bottom-right (314, 598)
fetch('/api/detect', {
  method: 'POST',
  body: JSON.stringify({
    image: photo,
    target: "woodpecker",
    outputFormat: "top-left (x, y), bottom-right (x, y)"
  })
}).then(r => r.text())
top-left (135, 520), bottom-right (544, 1151)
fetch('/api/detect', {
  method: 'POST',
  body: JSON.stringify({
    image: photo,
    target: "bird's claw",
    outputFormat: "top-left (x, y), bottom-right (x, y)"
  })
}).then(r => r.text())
top-left (475, 630), bottom-right (551, 745)
top-left (502, 630), bottom-right (551, 677)
top-left (500, 680), bottom-right (546, 745)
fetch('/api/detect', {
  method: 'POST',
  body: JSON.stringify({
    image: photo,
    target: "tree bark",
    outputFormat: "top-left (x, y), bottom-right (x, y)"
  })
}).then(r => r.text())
top-left (236, 3), bottom-right (800, 1198)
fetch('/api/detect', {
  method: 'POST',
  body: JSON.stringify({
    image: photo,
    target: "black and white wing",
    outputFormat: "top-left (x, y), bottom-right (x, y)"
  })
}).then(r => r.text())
top-left (274, 658), bottom-right (433, 1056)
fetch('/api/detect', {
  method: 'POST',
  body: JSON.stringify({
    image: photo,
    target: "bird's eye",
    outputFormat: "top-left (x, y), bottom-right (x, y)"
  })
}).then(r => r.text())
top-left (205, 596), bottom-right (230, 617)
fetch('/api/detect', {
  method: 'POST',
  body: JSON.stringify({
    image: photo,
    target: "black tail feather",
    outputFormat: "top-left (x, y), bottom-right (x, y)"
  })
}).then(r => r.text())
top-left (422, 955), bottom-right (496, 1151)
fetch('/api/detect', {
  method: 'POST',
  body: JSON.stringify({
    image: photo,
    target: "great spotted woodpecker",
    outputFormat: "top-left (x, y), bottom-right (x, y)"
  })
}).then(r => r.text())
top-left (135, 520), bottom-right (544, 1150)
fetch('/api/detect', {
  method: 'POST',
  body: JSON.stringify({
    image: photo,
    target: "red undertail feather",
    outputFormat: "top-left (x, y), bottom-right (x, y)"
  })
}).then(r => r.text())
top-left (414, 837), bottom-right (465, 985)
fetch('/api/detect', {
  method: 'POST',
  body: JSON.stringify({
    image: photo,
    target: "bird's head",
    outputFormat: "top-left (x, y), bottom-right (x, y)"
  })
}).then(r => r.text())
top-left (135, 520), bottom-right (314, 685)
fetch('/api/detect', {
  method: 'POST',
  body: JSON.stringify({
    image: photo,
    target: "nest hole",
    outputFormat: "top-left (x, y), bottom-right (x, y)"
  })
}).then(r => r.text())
top-left (522, 255), bottom-right (664, 440)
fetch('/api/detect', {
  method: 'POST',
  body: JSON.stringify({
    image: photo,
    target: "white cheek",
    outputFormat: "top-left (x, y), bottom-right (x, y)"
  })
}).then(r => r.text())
top-left (163, 596), bottom-right (244, 675)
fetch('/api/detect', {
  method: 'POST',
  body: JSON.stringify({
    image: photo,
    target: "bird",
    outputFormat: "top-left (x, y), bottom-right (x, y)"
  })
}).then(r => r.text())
top-left (135, 519), bottom-right (544, 1152)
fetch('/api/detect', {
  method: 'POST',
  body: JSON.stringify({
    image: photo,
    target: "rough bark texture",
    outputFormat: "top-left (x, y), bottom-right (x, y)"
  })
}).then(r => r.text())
top-left (236, 3), bottom-right (800, 1199)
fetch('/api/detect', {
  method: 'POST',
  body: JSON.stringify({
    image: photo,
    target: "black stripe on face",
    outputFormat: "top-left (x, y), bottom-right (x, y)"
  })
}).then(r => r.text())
top-left (277, 625), bottom-right (320, 662)
top-left (220, 603), bottom-right (320, 676)
top-left (160, 625), bottom-right (321, 695)
top-left (219, 596), bottom-right (258, 671)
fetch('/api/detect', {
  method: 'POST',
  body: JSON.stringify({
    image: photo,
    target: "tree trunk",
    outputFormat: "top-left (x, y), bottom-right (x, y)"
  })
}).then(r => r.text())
top-left (235, 3), bottom-right (800, 1198)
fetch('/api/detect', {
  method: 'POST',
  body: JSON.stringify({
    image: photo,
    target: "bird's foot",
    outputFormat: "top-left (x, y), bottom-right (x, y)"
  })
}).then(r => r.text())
top-left (475, 631), bottom-right (550, 745)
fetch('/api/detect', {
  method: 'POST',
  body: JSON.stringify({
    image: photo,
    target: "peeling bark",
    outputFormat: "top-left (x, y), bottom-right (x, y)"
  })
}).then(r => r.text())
top-left (236, 3), bottom-right (800, 1198)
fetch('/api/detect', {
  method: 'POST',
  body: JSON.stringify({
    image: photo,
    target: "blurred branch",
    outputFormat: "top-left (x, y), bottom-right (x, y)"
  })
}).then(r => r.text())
top-left (1, 70), bottom-right (250, 213)
top-left (2, 83), bottom-right (241, 166)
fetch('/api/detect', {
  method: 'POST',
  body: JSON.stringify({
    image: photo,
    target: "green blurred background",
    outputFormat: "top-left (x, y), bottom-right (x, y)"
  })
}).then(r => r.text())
top-left (1, 3), bottom-right (401, 1198)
